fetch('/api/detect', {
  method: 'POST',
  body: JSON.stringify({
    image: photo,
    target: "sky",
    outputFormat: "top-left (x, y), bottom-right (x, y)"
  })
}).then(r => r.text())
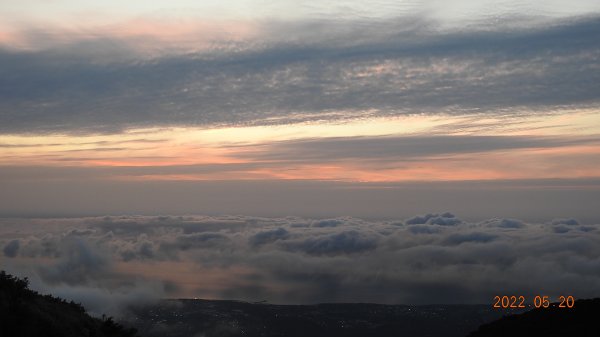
top-left (1, 0), bottom-right (600, 312)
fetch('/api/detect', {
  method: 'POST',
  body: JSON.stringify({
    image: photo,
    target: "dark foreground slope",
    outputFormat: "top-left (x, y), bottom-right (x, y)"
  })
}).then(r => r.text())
top-left (125, 299), bottom-right (519, 337)
top-left (468, 298), bottom-right (600, 337)
top-left (0, 271), bottom-right (139, 337)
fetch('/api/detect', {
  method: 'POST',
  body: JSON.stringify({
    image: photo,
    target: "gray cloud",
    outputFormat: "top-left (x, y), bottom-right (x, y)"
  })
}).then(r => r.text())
top-left (553, 226), bottom-right (572, 233)
top-left (250, 228), bottom-right (290, 247)
top-left (2, 214), bottom-right (598, 309)
top-left (284, 230), bottom-right (380, 255)
top-left (173, 232), bottom-right (230, 250)
top-left (310, 219), bottom-right (345, 228)
top-left (442, 232), bottom-right (498, 245)
top-left (233, 135), bottom-right (600, 164)
top-left (407, 225), bottom-right (442, 234)
top-left (406, 212), bottom-right (460, 225)
top-left (550, 218), bottom-right (580, 226)
top-left (37, 237), bottom-right (111, 286)
top-left (0, 224), bottom-right (170, 316)
top-left (3, 239), bottom-right (19, 257)
top-left (487, 218), bottom-right (526, 228)
top-left (1, 16), bottom-right (599, 133)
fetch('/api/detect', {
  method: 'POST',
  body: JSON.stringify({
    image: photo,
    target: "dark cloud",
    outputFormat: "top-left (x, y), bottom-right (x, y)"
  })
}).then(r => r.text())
top-left (553, 226), bottom-right (571, 234)
top-left (310, 219), bottom-right (344, 228)
top-left (249, 228), bottom-right (290, 247)
top-left (550, 218), bottom-right (580, 226)
top-left (284, 230), bottom-right (379, 256)
top-left (2, 230), bottom-right (165, 316)
top-left (406, 212), bottom-right (459, 225)
top-left (239, 135), bottom-right (600, 166)
top-left (37, 237), bottom-right (111, 286)
top-left (549, 218), bottom-right (581, 234)
top-left (407, 225), bottom-right (442, 234)
top-left (174, 232), bottom-right (230, 250)
top-left (1, 16), bottom-right (599, 133)
top-left (496, 219), bottom-right (526, 229)
top-left (120, 234), bottom-right (156, 262)
top-left (442, 232), bottom-right (498, 245)
top-left (3, 239), bottom-right (19, 257)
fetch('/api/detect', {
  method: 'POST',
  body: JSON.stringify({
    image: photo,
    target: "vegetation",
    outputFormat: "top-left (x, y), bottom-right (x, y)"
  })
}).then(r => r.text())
top-left (0, 270), bottom-right (139, 337)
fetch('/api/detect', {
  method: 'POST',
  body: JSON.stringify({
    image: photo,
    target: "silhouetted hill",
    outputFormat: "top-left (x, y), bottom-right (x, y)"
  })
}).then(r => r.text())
top-left (0, 271), bottom-right (139, 337)
top-left (468, 298), bottom-right (600, 337)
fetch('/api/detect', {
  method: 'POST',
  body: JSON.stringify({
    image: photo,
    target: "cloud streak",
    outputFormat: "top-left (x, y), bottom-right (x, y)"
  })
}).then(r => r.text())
top-left (234, 135), bottom-right (600, 162)
top-left (2, 134), bottom-right (599, 184)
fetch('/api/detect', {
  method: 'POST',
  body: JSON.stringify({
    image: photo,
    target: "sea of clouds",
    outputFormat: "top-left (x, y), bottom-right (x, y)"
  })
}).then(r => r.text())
top-left (1, 214), bottom-right (598, 316)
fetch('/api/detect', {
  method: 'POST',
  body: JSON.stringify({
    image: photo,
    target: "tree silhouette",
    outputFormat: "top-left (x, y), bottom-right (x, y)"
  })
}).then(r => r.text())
top-left (0, 270), bottom-right (139, 337)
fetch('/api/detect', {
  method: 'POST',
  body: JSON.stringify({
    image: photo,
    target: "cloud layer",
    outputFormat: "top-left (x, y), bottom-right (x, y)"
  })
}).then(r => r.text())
top-left (1, 16), bottom-right (599, 133)
top-left (1, 214), bottom-right (598, 315)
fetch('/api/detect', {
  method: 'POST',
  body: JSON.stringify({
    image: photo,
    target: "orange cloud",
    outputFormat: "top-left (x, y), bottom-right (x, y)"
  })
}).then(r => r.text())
top-left (2, 113), bottom-right (600, 183)
top-left (0, 17), bottom-right (261, 54)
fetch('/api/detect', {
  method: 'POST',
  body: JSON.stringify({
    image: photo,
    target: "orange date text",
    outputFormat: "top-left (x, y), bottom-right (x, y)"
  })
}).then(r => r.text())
top-left (493, 295), bottom-right (574, 309)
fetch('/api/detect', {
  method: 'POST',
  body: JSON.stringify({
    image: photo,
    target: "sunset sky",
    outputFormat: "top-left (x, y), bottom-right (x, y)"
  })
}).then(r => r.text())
top-left (1, 1), bottom-right (600, 311)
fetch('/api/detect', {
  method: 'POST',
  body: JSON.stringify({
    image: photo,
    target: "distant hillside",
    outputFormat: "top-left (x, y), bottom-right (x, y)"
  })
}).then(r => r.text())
top-left (468, 298), bottom-right (600, 337)
top-left (0, 270), bottom-right (139, 337)
top-left (125, 299), bottom-right (516, 337)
